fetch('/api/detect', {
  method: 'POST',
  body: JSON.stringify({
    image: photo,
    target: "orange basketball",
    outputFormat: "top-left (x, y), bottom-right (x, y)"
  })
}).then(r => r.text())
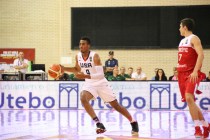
top-left (48, 64), bottom-right (64, 79)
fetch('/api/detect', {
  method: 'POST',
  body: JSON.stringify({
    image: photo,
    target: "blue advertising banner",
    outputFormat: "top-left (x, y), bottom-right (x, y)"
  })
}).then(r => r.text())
top-left (0, 81), bottom-right (209, 110)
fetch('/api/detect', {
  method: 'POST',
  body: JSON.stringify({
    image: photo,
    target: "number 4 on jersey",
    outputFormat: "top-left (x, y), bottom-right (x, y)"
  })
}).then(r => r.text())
top-left (86, 69), bottom-right (90, 75)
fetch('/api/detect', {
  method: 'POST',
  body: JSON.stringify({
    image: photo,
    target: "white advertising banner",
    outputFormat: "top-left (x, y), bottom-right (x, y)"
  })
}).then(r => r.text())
top-left (0, 81), bottom-right (209, 110)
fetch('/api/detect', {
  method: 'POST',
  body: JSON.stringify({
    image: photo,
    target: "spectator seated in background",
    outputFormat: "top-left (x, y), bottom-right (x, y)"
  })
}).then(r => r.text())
top-left (119, 66), bottom-right (134, 80)
top-left (168, 67), bottom-right (177, 81)
top-left (155, 69), bottom-right (167, 81)
top-left (13, 51), bottom-right (29, 80)
top-left (206, 71), bottom-right (210, 81)
top-left (107, 67), bottom-right (125, 81)
top-left (127, 67), bottom-right (134, 78)
top-left (151, 68), bottom-right (158, 80)
top-left (105, 51), bottom-right (118, 76)
top-left (131, 66), bottom-right (147, 80)
top-left (171, 70), bottom-right (178, 81)
top-left (13, 51), bottom-right (29, 73)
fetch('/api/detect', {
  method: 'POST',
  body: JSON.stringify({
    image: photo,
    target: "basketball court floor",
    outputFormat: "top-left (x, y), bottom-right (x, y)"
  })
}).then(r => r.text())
top-left (0, 109), bottom-right (209, 140)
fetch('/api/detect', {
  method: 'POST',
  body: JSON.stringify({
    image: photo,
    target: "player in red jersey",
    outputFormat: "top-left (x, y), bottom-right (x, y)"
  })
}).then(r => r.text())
top-left (177, 18), bottom-right (210, 139)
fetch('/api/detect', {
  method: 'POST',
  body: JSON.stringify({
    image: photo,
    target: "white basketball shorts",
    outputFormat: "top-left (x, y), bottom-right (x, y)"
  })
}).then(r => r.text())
top-left (82, 80), bottom-right (116, 103)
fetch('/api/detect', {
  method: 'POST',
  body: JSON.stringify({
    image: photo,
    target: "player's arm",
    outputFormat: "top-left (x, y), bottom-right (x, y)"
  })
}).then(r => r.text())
top-left (62, 55), bottom-right (81, 73)
top-left (89, 53), bottom-right (104, 79)
top-left (75, 53), bottom-right (104, 79)
top-left (192, 36), bottom-right (204, 72)
top-left (190, 35), bottom-right (204, 82)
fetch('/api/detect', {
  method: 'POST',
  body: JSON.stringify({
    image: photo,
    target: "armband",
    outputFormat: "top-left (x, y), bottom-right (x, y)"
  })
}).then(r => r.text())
top-left (90, 66), bottom-right (104, 79)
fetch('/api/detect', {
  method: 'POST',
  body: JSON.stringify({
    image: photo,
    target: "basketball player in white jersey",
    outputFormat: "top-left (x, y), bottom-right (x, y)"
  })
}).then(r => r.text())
top-left (62, 37), bottom-right (139, 135)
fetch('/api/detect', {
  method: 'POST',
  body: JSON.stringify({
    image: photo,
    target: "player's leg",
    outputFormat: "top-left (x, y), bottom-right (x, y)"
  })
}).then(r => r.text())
top-left (109, 99), bottom-right (139, 135)
top-left (185, 93), bottom-right (201, 120)
top-left (80, 90), bottom-right (106, 134)
top-left (185, 78), bottom-right (210, 138)
top-left (185, 92), bottom-right (210, 138)
top-left (80, 90), bottom-right (96, 119)
top-left (197, 71), bottom-right (210, 138)
top-left (109, 99), bottom-right (132, 122)
top-left (185, 93), bottom-right (202, 138)
top-left (177, 72), bottom-right (187, 102)
top-left (195, 104), bottom-right (210, 138)
top-left (98, 84), bottom-right (139, 135)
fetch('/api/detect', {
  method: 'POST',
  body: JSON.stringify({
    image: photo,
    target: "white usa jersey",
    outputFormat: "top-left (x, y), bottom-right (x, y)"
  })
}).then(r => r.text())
top-left (77, 51), bottom-right (96, 75)
top-left (77, 51), bottom-right (108, 85)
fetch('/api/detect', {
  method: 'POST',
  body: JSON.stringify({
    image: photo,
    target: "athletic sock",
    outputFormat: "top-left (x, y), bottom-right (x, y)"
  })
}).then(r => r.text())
top-left (93, 117), bottom-right (100, 124)
top-left (194, 120), bottom-right (200, 127)
top-left (201, 120), bottom-right (209, 127)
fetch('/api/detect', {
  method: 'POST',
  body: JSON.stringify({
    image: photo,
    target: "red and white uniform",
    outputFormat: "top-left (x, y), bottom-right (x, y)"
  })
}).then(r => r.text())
top-left (177, 34), bottom-right (205, 102)
top-left (77, 51), bottom-right (116, 103)
top-left (177, 34), bottom-right (197, 72)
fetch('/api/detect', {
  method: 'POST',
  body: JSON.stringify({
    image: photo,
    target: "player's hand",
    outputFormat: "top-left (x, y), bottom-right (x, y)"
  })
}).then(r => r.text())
top-left (75, 72), bottom-right (89, 79)
top-left (189, 71), bottom-right (198, 83)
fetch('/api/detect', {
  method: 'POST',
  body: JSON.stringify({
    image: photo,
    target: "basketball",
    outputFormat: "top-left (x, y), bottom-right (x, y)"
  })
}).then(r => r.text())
top-left (48, 64), bottom-right (64, 79)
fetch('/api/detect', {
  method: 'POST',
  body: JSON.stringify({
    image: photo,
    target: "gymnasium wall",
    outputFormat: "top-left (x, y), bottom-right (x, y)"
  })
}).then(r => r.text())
top-left (0, 0), bottom-right (210, 79)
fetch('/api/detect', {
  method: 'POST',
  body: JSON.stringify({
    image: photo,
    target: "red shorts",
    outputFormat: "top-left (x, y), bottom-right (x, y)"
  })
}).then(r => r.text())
top-left (178, 70), bottom-right (205, 102)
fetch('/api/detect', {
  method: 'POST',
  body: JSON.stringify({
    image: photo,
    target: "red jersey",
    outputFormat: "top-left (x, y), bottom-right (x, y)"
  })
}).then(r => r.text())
top-left (177, 34), bottom-right (198, 72)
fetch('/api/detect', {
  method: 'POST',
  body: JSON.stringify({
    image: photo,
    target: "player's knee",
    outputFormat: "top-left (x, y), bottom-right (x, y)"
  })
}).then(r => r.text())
top-left (185, 95), bottom-right (194, 104)
top-left (80, 92), bottom-right (88, 104)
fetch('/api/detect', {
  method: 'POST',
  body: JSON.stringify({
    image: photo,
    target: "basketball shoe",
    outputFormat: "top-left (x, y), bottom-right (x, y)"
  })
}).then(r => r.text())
top-left (131, 121), bottom-right (139, 135)
top-left (194, 126), bottom-right (202, 138)
top-left (96, 122), bottom-right (106, 134)
top-left (203, 123), bottom-right (210, 139)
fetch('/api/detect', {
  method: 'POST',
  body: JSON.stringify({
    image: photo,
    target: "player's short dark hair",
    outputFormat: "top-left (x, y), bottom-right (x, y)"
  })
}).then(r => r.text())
top-left (80, 36), bottom-right (91, 45)
top-left (180, 18), bottom-right (195, 31)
